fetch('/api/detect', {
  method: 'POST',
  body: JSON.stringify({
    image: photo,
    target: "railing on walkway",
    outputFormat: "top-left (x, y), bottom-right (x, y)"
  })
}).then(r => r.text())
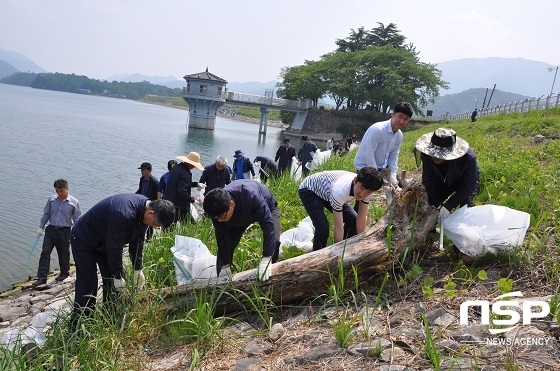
top-left (182, 87), bottom-right (224, 98)
top-left (226, 91), bottom-right (309, 110)
top-left (182, 88), bottom-right (309, 110)
top-left (442, 93), bottom-right (560, 121)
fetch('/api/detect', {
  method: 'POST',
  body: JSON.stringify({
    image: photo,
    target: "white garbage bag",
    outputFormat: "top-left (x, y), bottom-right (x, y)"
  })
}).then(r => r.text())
top-left (443, 205), bottom-right (531, 258)
top-left (190, 186), bottom-right (206, 222)
top-left (279, 217), bottom-right (315, 256)
top-left (171, 235), bottom-right (217, 284)
top-left (0, 310), bottom-right (54, 350)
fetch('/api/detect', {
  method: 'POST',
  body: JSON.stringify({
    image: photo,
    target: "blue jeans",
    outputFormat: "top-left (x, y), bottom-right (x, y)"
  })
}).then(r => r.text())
top-left (298, 188), bottom-right (357, 251)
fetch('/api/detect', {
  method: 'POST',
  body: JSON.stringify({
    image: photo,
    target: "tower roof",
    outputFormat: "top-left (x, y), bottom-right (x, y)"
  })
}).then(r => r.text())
top-left (183, 68), bottom-right (227, 83)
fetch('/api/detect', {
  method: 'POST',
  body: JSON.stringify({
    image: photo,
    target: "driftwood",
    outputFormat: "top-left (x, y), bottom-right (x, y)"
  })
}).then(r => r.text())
top-left (157, 181), bottom-right (438, 313)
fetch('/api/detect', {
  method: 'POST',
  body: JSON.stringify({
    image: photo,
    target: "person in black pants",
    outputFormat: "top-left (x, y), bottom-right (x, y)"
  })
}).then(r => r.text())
top-left (69, 195), bottom-right (175, 331)
top-left (32, 179), bottom-right (81, 287)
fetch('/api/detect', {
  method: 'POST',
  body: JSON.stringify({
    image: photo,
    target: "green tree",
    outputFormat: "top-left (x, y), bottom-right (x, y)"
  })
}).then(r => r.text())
top-left (276, 61), bottom-right (325, 107)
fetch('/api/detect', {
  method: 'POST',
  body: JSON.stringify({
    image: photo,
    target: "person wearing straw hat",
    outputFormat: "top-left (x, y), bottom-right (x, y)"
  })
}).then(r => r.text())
top-left (415, 128), bottom-right (481, 221)
top-left (164, 151), bottom-right (204, 223)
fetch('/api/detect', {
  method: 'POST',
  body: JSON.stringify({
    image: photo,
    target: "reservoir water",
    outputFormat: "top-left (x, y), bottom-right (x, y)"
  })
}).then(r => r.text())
top-left (0, 83), bottom-right (284, 292)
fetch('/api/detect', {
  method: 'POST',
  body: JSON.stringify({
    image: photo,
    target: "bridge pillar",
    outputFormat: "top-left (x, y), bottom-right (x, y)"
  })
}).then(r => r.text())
top-left (258, 107), bottom-right (270, 135)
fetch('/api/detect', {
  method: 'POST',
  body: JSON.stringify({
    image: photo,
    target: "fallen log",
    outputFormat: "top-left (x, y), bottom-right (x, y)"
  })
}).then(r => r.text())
top-left (156, 181), bottom-right (438, 313)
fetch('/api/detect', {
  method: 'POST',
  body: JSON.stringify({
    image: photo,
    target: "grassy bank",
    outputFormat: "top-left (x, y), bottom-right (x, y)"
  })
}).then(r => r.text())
top-left (138, 95), bottom-right (282, 121)
top-left (3, 109), bottom-right (559, 369)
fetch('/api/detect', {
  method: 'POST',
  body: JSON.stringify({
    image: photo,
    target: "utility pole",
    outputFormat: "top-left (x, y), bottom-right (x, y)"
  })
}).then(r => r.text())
top-left (548, 66), bottom-right (558, 95)
top-left (481, 88), bottom-right (489, 110)
top-left (486, 84), bottom-right (496, 109)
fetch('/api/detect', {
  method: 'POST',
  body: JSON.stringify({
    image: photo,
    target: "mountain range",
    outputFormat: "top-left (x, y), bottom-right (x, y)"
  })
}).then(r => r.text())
top-left (1, 49), bottom-right (556, 115)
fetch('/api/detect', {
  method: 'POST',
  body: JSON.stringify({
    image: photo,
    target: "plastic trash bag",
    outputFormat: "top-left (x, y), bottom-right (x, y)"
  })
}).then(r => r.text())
top-left (0, 310), bottom-right (54, 350)
top-left (190, 186), bottom-right (206, 222)
top-left (171, 235), bottom-right (217, 284)
top-left (443, 205), bottom-right (531, 258)
top-left (279, 217), bottom-right (314, 256)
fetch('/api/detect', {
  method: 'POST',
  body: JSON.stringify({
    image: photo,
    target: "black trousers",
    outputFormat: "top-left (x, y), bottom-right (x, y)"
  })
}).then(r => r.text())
top-left (69, 234), bottom-right (121, 329)
top-left (299, 188), bottom-right (357, 251)
top-left (37, 225), bottom-right (71, 279)
top-left (215, 206), bottom-right (281, 274)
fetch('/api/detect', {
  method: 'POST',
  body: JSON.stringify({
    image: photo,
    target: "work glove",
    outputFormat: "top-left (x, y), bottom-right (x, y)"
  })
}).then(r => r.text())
top-left (256, 256), bottom-right (272, 281)
top-left (218, 266), bottom-right (233, 283)
top-left (389, 176), bottom-right (399, 188)
top-left (113, 277), bottom-right (126, 292)
top-left (133, 270), bottom-right (146, 290)
top-left (37, 228), bottom-right (44, 236)
top-left (197, 183), bottom-right (207, 191)
top-left (438, 206), bottom-right (451, 224)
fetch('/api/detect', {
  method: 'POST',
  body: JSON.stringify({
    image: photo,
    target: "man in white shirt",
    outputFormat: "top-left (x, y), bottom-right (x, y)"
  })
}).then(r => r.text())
top-left (353, 102), bottom-right (413, 185)
top-left (298, 167), bottom-right (383, 251)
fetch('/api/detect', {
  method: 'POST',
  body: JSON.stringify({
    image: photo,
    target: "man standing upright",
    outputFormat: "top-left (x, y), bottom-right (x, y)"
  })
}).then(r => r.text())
top-left (136, 162), bottom-right (159, 239)
top-left (164, 152), bottom-right (204, 222)
top-left (297, 135), bottom-right (318, 177)
top-left (199, 155), bottom-right (232, 192)
top-left (353, 101), bottom-right (413, 186)
top-left (275, 138), bottom-right (296, 175)
top-left (33, 179), bottom-right (81, 287)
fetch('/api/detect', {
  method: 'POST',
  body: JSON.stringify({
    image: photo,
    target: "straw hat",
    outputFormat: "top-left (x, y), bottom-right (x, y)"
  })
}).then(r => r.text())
top-left (176, 151), bottom-right (204, 170)
top-left (415, 128), bottom-right (469, 160)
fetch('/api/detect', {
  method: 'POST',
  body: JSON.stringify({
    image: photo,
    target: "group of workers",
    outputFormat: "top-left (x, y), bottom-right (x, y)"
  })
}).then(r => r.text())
top-left (31, 100), bottom-right (480, 334)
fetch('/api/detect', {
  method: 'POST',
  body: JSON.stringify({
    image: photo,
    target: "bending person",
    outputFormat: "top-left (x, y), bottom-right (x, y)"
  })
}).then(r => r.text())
top-left (298, 167), bottom-right (383, 251)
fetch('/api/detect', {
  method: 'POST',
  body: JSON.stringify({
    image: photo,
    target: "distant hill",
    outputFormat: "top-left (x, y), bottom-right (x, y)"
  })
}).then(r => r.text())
top-left (0, 48), bottom-right (47, 74)
top-left (437, 57), bottom-right (556, 97)
top-left (424, 88), bottom-right (530, 117)
top-left (0, 59), bottom-right (19, 79)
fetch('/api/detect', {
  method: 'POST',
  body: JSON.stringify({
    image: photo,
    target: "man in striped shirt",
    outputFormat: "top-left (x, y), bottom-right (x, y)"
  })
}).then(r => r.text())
top-left (298, 167), bottom-right (383, 251)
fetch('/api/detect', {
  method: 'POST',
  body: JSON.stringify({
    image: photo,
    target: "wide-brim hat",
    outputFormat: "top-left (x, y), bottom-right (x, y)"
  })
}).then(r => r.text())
top-left (415, 128), bottom-right (469, 160)
top-left (176, 151), bottom-right (204, 170)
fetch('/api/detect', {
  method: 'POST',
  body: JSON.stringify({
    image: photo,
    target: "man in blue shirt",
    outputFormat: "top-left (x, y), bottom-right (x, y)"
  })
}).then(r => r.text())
top-left (232, 150), bottom-right (255, 180)
top-left (33, 179), bottom-right (81, 287)
top-left (203, 180), bottom-right (280, 282)
top-left (69, 194), bottom-right (175, 330)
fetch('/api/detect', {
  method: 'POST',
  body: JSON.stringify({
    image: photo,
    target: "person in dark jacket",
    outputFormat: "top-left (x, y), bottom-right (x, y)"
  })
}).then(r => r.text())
top-left (232, 150), bottom-right (255, 180)
top-left (297, 135), bottom-right (318, 176)
top-left (69, 194), bottom-right (175, 331)
top-left (164, 152), bottom-right (204, 222)
top-left (275, 138), bottom-right (296, 175)
top-left (254, 155), bottom-right (273, 182)
top-left (135, 162), bottom-right (159, 239)
top-left (415, 128), bottom-right (481, 223)
top-left (199, 155), bottom-right (232, 192)
top-left (203, 180), bottom-right (281, 282)
top-left (157, 159), bottom-right (177, 199)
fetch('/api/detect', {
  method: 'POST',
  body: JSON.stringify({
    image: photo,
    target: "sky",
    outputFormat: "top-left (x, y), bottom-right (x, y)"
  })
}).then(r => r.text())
top-left (1, 0), bottom-right (559, 83)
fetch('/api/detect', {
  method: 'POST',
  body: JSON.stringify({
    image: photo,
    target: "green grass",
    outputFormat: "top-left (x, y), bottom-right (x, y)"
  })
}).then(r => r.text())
top-left (7, 108), bottom-right (560, 368)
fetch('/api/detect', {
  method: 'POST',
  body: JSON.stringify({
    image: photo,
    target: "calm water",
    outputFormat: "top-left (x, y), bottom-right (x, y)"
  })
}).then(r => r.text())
top-left (0, 84), bottom-right (283, 291)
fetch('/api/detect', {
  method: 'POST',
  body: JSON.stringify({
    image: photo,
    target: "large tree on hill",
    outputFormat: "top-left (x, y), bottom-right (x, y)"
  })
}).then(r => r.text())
top-left (279, 23), bottom-right (447, 115)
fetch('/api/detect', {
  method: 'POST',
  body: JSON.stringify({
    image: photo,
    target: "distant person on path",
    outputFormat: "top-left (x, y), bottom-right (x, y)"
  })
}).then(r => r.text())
top-left (353, 101), bottom-right (413, 186)
top-left (69, 194), bottom-right (175, 331)
top-left (32, 179), bottom-right (81, 287)
top-left (326, 138), bottom-right (334, 151)
top-left (157, 160), bottom-right (177, 199)
top-left (275, 138), bottom-right (296, 175)
top-left (298, 135), bottom-right (318, 177)
top-left (164, 152), bottom-right (204, 223)
top-left (345, 135), bottom-right (354, 152)
top-left (135, 162), bottom-right (159, 240)
top-left (254, 155), bottom-right (273, 183)
top-left (298, 168), bottom-right (383, 251)
top-left (415, 129), bottom-right (480, 221)
top-left (471, 108), bottom-right (478, 122)
top-left (199, 155), bottom-right (232, 192)
top-left (232, 150), bottom-right (255, 180)
top-left (203, 180), bottom-right (281, 282)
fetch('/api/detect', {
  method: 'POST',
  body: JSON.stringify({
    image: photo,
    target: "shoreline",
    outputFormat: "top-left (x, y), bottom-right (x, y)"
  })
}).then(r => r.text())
top-left (138, 99), bottom-right (289, 129)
